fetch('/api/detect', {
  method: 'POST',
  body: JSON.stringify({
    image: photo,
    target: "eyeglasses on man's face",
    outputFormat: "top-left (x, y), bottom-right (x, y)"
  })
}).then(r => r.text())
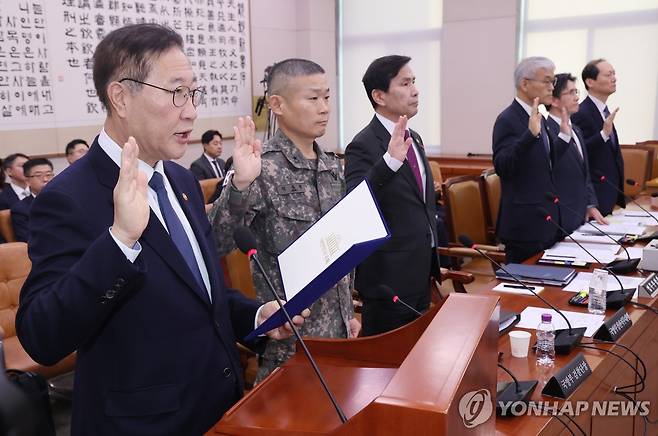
top-left (27, 172), bottom-right (54, 180)
top-left (560, 88), bottom-right (580, 97)
top-left (119, 78), bottom-right (206, 107)
top-left (525, 77), bottom-right (557, 87)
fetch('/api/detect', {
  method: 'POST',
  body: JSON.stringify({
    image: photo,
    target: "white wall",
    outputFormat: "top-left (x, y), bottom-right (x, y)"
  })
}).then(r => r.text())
top-left (440, 0), bottom-right (518, 155)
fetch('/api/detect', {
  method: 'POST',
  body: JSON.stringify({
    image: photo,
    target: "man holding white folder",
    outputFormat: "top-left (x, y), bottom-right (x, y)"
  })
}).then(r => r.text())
top-left (210, 59), bottom-right (360, 382)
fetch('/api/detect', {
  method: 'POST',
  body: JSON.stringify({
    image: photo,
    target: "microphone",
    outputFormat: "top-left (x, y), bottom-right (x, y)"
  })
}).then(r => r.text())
top-left (233, 227), bottom-right (347, 424)
top-left (496, 362), bottom-right (538, 415)
top-left (458, 235), bottom-right (585, 354)
top-left (596, 174), bottom-right (658, 226)
top-left (376, 285), bottom-right (423, 316)
top-left (545, 192), bottom-right (639, 274)
top-left (538, 208), bottom-right (634, 310)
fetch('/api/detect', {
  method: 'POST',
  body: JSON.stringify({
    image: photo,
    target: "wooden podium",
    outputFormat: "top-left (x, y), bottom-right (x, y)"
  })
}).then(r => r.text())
top-left (206, 294), bottom-right (500, 435)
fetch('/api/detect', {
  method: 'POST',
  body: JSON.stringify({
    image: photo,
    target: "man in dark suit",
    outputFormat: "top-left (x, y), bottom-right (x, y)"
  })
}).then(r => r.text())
top-left (0, 153), bottom-right (30, 210)
top-left (572, 59), bottom-right (623, 216)
top-left (190, 129), bottom-right (226, 202)
top-left (65, 139), bottom-right (89, 165)
top-left (345, 55), bottom-right (440, 336)
top-left (493, 57), bottom-right (572, 263)
top-left (10, 158), bottom-right (54, 242)
top-left (15, 24), bottom-right (304, 436)
top-left (546, 73), bottom-right (607, 235)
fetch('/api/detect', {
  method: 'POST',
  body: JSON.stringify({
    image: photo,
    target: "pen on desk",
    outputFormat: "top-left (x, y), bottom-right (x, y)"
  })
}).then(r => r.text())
top-left (544, 254), bottom-right (576, 259)
top-left (502, 284), bottom-right (535, 290)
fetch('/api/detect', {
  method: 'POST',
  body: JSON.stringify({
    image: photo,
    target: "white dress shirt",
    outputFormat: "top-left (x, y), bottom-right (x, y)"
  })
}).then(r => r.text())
top-left (204, 153), bottom-right (223, 178)
top-left (549, 113), bottom-right (583, 159)
top-left (515, 97), bottom-right (571, 144)
top-left (9, 182), bottom-right (30, 200)
top-left (588, 94), bottom-right (611, 142)
top-left (98, 129), bottom-right (212, 301)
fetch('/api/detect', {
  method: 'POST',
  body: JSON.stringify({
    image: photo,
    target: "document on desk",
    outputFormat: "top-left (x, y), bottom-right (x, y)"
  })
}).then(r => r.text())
top-left (567, 231), bottom-right (620, 245)
top-left (562, 272), bottom-right (644, 293)
top-left (542, 242), bottom-right (619, 264)
top-left (576, 221), bottom-right (645, 237)
top-left (245, 180), bottom-right (390, 340)
top-left (517, 306), bottom-right (605, 337)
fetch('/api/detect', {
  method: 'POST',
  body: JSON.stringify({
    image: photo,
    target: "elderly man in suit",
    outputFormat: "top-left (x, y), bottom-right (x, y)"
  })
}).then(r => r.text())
top-left (492, 56), bottom-right (572, 263)
top-left (345, 55), bottom-right (441, 336)
top-left (15, 24), bottom-right (304, 436)
top-left (572, 59), bottom-right (624, 216)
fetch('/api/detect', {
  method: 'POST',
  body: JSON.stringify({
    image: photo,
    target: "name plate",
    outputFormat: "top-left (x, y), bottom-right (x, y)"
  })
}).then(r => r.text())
top-left (542, 352), bottom-right (592, 399)
top-left (593, 307), bottom-right (632, 342)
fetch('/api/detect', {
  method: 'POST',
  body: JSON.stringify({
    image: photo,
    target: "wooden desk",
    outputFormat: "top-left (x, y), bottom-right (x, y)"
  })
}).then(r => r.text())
top-left (428, 154), bottom-right (493, 178)
top-left (471, 253), bottom-right (658, 435)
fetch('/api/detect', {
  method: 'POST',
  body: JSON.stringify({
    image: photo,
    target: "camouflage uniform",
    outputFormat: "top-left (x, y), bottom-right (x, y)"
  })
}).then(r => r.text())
top-left (210, 129), bottom-right (354, 382)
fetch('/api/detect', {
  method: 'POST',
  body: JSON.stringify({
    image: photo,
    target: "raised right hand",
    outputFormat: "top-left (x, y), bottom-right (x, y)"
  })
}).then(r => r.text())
top-left (528, 97), bottom-right (542, 137)
top-left (232, 116), bottom-right (262, 191)
top-left (112, 136), bottom-right (149, 248)
top-left (602, 107), bottom-right (619, 137)
top-left (387, 115), bottom-right (412, 162)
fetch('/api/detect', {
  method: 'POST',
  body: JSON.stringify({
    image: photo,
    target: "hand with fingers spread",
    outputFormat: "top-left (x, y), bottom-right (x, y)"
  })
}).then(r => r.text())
top-left (559, 107), bottom-right (572, 137)
top-left (111, 136), bottom-right (149, 248)
top-left (258, 301), bottom-right (311, 340)
top-left (387, 115), bottom-right (413, 162)
top-left (231, 116), bottom-right (262, 191)
top-left (528, 97), bottom-right (542, 137)
top-left (602, 107), bottom-right (619, 137)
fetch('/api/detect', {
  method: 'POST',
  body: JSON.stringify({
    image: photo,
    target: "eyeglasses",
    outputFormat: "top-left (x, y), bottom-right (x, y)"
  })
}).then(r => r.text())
top-left (525, 77), bottom-right (557, 87)
top-left (27, 172), bottom-right (54, 180)
top-left (560, 89), bottom-right (580, 97)
top-left (119, 78), bottom-right (206, 107)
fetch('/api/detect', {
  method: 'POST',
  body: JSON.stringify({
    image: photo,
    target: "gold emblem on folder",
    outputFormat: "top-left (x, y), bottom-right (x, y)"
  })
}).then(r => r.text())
top-left (320, 232), bottom-right (341, 264)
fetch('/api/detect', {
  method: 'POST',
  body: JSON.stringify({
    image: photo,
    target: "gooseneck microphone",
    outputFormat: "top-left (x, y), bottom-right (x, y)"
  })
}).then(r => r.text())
top-left (596, 174), bottom-right (658, 226)
top-left (458, 235), bottom-right (585, 354)
top-left (545, 192), bottom-right (639, 274)
top-left (496, 363), bottom-right (538, 415)
top-left (538, 208), bottom-right (634, 310)
top-left (377, 285), bottom-right (423, 316)
top-left (233, 227), bottom-right (347, 423)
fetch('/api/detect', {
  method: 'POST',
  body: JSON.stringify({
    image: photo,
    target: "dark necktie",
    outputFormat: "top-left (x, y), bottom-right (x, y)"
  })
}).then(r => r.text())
top-left (149, 172), bottom-right (205, 291)
top-left (212, 159), bottom-right (223, 178)
top-left (603, 106), bottom-right (618, 146)
top-left (404, 131), bottom-right (424, 194)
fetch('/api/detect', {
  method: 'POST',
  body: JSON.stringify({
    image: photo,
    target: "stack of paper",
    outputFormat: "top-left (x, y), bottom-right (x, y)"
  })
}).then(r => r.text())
top-left (562, 272), bottom-right (644, 293)
top-left (541, 242), bottom-right (620, 264)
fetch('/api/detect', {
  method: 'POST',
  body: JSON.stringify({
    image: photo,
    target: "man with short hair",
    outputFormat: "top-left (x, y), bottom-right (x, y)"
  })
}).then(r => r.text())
top-left (493, 56), bottom-right (572, 263)
top-left (16, 24), bottom-right (305, 436)
top-left (11, 158), bottom-right (54, 242)
top-left (190, 129), bottom-right (226, 180)
top-left (572, 59), bottom-right (624, 216)
top-left (546, 73), bottom-right (607, 234)
top-left (65, 139), bottom-right (90, 164)
top-left (344, 55), bottom-right (441, 336)
top-left (0, 153), bottom-right (30, 210)
top-left (211, 58), bottom-right (359, 382)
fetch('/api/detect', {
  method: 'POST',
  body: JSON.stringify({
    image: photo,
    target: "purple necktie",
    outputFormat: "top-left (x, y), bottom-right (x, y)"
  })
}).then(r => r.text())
top-left (405, 130), bottom-right (423, 193)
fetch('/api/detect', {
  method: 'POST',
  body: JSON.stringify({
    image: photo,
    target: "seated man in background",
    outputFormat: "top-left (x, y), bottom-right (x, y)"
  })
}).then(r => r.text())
top-left (65, 139), bottom-right (90, 165)
top-left (211, 58), bottom-right (359, 383)
top-left (11, 158), bottom-right (54, 242)
top-left (546, 73), bottom-right (606, 235)
top-left (190, 129), bottom-right (226, 202)
top-left (0, 153), bottom-right (30, 210)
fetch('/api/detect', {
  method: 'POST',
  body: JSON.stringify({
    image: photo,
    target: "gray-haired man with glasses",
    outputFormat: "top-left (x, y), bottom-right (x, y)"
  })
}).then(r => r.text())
top-left (492, 56), bottom-right (573, 263)
top-left (16, 23), bottom-right (306, 436)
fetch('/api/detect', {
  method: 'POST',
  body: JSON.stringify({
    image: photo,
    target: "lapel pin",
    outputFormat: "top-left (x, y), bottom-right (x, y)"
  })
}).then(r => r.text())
top-left (182, 193), bottom-right (188, 201)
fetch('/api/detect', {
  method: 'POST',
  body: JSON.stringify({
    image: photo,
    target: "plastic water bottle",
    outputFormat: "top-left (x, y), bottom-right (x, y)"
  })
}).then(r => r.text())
top-left (588, 268), bottom-right (608, 315)
top-left (536, 313), bottom-right (556, 367)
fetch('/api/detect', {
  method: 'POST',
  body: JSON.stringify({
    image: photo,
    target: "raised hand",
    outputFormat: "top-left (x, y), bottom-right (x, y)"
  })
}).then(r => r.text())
top-left (559, 106), bottom-right (572, 137)
top-left (602, 107), bottom-right (619, 137)
top-left (232, 116), bottom-right (262, 191)
top-left (387, 115), bottom-right (413, 162)
top-left (528, 97), bottom-right (542, 137)
top-left (112, 136), bottom-right (149, 247)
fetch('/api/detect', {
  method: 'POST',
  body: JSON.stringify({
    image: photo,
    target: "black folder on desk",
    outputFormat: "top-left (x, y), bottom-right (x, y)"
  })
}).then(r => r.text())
top-left (495, 263), bottom-right (576, 287)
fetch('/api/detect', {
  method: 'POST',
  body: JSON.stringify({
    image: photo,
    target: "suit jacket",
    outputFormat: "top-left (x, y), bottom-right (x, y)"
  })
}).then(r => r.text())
top-left (190, 154), bottom-right (226, 180)
top-left (0, 182), bottom-right (20, 210)
top-left (492, 100), bottom-right (570, 245)
top-left (10, 195), bottom-right (33, 243)
top-left (15, 139), bottom-right (261, 435)
top-left (546, 117), bottom-right (598, 234)
top-left (345, 116), bottom-right (439, 301)
top-left (571, 96), bottom-right (625, 215)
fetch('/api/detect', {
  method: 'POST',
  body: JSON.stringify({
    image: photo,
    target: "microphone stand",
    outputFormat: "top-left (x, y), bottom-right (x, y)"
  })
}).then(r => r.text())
top-left (496, 363), bottom-right (538, 415)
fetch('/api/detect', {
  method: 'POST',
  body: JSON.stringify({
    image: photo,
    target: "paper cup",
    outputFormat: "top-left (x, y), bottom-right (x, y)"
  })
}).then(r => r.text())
top-left (509, 330), bottom-right (532, 358)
